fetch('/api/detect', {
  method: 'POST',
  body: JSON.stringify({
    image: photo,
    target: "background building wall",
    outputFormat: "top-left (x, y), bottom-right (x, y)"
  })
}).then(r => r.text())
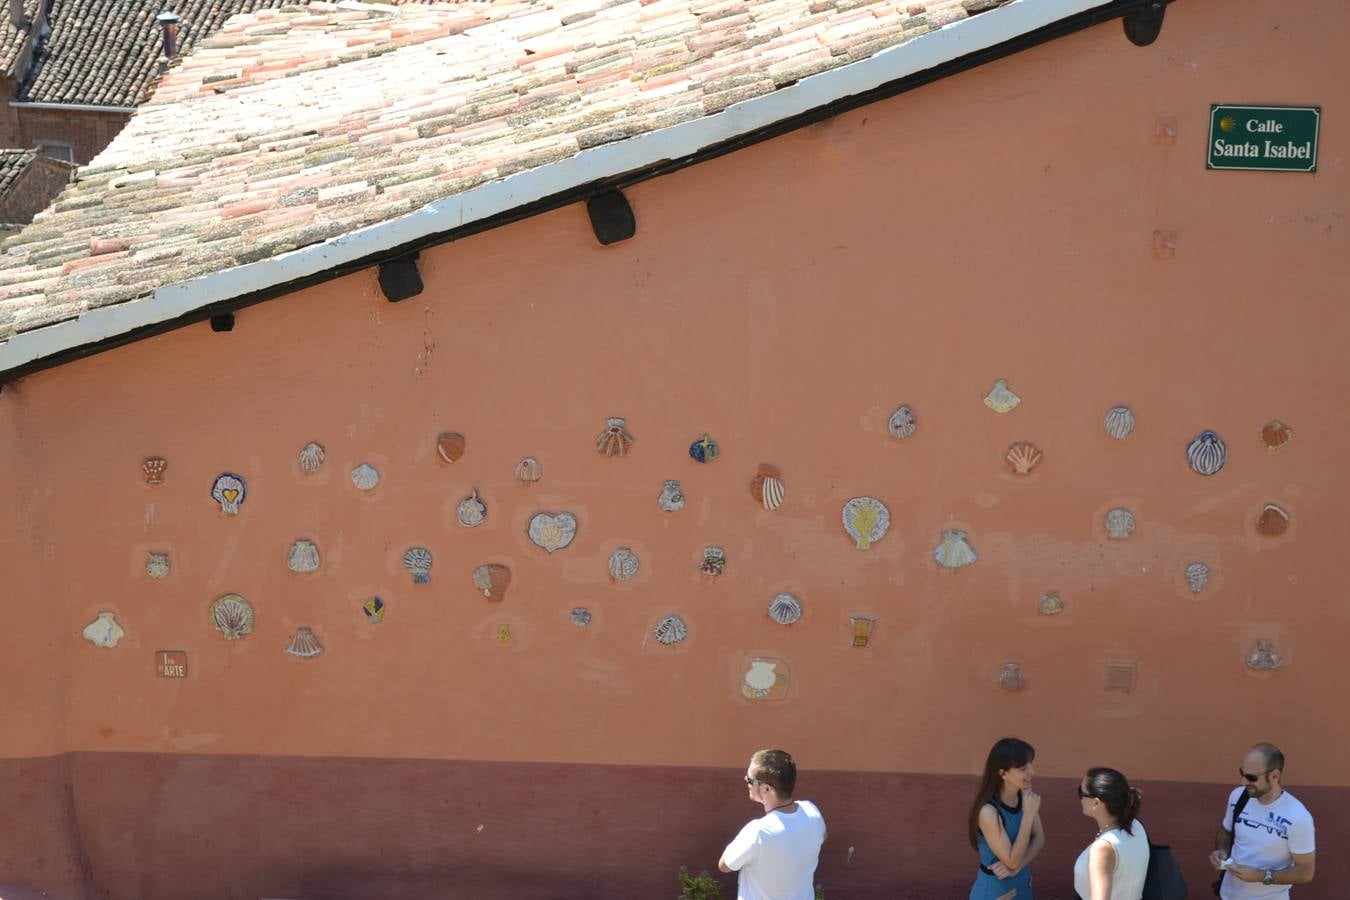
top-left (0, 155), bottom-right (74, 226)
top-left (0, 0), bottom-right (1345, 896)
top-left (0, 76), bottom-right (18, 145)
top-left (15, 107), bottom-right (130, 164)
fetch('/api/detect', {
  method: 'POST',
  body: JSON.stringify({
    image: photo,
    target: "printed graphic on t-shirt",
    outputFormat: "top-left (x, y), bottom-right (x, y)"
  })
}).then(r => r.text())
top-left (1237, 807), bottom-right (1295, 840)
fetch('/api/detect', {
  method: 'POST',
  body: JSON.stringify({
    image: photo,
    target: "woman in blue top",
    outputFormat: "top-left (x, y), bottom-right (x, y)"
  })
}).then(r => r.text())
top-left (968, 737), bottom-right (1045, 899)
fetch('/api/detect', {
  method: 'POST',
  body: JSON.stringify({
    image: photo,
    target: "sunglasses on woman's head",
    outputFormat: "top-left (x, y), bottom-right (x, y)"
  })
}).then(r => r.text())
top-left (1077, 786), bottom-right (1092, 799)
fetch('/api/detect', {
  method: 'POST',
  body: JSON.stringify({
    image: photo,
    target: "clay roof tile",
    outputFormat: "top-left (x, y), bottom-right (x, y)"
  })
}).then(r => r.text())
top-left (0, 0), bottom-right (1012, 344)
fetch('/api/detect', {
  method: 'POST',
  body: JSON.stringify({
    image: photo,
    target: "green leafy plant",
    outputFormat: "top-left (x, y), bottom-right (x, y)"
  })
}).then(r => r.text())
top-left (677, 867), bottom-right (724, 900)
top-left (815, 886), bottom-right (826, 900)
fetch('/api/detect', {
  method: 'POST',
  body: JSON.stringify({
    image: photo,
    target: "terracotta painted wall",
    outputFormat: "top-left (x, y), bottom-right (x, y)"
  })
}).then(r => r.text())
top-left (1, 0), bottom-right (1346, 896)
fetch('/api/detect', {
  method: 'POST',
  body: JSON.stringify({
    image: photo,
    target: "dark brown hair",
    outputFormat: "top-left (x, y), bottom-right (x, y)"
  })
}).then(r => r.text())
top-left (1253, 743), bottom-right (1285, 774)
top-left (967, 738), bottom-right (1035, 849)
top-left (750, 749), bottom-right (797, 797)
top-left (1083, 767), bottom-right (1142, 835)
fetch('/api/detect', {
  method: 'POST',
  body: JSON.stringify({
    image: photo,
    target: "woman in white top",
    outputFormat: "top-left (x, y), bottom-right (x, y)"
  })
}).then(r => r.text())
top-left (1073, 767), bottom-right (1150, 900)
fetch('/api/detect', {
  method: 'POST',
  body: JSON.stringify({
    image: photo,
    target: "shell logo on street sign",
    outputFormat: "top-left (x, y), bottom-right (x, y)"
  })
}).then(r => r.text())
top-left (1208, 105), bottom-right (1319, 172)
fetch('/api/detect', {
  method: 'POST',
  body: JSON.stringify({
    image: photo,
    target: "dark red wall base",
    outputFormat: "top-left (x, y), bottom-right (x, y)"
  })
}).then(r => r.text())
top-left (0, 754), bottom-right (1343, 899)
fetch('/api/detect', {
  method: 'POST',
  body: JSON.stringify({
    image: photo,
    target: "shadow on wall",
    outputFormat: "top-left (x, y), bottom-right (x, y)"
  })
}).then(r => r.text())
top-left (1, 754), bottom-right (1345, 899)
top-left (264, 867), bottom-right (631, 900)
top-left (0, 887), bottom-right (74, 900)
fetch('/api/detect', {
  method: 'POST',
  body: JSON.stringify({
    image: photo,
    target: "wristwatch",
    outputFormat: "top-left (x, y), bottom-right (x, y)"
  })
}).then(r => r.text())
top-left (1262, 869), bottom-right (1275, 885)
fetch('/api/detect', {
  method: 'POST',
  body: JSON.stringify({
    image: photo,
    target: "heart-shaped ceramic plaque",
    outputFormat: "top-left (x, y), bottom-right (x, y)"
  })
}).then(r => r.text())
top-left (527, 511), bottom-right (577, 553)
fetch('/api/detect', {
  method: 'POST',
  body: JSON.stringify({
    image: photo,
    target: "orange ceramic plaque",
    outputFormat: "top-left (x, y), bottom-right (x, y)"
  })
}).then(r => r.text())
top-left (155, 650), bottom-right (188, 678)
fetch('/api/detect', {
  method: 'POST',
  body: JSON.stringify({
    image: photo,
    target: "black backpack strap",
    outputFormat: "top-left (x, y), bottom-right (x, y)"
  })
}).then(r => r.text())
top-left (1218, 789), bottom-right (1254, 893)
top-left (1228, 789), bottom-right (1252, 837)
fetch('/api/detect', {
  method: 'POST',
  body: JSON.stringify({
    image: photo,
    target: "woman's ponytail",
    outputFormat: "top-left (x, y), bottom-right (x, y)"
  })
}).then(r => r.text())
top-left (1084, 768), bottom-right (1142, 835)
top-left (1122, 786), bottom-right (1142, 832)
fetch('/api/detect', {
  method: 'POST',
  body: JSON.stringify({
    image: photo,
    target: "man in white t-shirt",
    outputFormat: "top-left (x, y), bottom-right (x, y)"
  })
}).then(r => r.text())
top-left (1209, 743), bottom-right (1316, 898)
top-left (718, 749), bottom-right (827, 900)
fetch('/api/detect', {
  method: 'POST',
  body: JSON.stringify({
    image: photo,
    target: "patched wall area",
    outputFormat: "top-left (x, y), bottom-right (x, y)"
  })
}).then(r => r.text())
top-left (0, 0), bottom-right (1346, 896)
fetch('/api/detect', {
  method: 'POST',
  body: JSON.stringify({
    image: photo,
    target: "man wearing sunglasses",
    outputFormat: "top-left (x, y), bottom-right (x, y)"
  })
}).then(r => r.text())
top-left (1208, 743), bottom-right (1315, 898)
top-left (718, 749), bottom-right (826, 900)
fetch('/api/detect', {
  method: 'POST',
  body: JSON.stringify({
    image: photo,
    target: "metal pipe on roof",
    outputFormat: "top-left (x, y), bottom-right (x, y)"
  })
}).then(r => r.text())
top-left (157, 11), bottom-right (181, 59)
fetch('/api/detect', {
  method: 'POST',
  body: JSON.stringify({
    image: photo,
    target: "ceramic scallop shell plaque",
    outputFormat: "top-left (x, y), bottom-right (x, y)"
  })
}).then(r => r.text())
top-left (689, 433), bottom-right (719, 463)
top-left (1187, 431), bottom-right (1227, 476)
top-left (750, 464), bottom-right (785, 510)
top-left (457, 489), bottom-right (487, 527)
top-left (528, 512), bottom-right (577, 553)
top-left (996, 661), bottom-right (1026, 692)
top-left (1246, 639), bottom-right (1282, 670)
top-left (887, 405), bottom-right (917, 439)
top-left (842, 497), bottom-right (889, 550)
top-left (767, 592), bottom-right (803, 625)
top-left (653, 614), bottom-right (688, 645)
top-left (142, 457), bottom-right (167, 484)
top-left (570, 607), bottom-right (592, 628)
top-left (351, 463), bottom-right (380, 491)
top-left (363, 597), bottom-right (386, 623)
top-left (514, 456), bottom-right (542, 486)
top-left (1105, 508), bottom-right (1136, 540)
top-left (596, 417), bottom-right (634, 457)
top-left (82, 612), bottom-right (125, 648)
top-left (658, 480), bottom-right (685, 512)
top-left (436, 432), bottom-right (466, 464)
top-left (1004, 442), bottom-right (1042, 475)
top-left (286, 627), bottom-right (324, 658)
top-left (210, 472), bottom-right (247, 514)
top-left (741, 658), bottom-right (790, 701)
top-left (1103, 406), bottom-right (1135, 440)
top-left (700, 545), bottom-right (726, 576)
top-left (146, 552), bottom-right (170, 579)
top-left (608, 547), bottom-right (639, 582)
top-left (933, 530), bottom-right (977, 568)
top-left (472, 563), bottom-right (511, 601)
top-left (1038, 591), bottom-right (1064, 615)
top-left (1256, 503), bottom-right (1290, 536)
top-left (298, 442), bottom-right (325, 473)
top-left (1258, 420), bottom-right (1293, 452)
top-left (210, 593), bottom-right (254, 640)
top-left (403, 547), bottom-right (433, 583)
top-left (1186, 562), bottom-right (1210, 593)
top-left (984, 379), bottom-right (1020, 414)
top-left (287, 539), bottom-right (320, 573)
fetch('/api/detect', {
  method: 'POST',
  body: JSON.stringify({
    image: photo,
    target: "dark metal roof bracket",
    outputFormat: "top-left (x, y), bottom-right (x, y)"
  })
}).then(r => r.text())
top-left (0, 0), bottom-right (1171, 385)
top-left (1122, 0), bottom-right (1166, 46)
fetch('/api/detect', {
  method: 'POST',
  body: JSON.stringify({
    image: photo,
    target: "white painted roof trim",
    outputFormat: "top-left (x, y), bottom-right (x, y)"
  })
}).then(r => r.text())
top-left (0, 0), bottom-right (1109, 374)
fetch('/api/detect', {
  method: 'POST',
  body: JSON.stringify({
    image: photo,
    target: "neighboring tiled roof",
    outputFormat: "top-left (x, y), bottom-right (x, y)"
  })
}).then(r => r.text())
top-left (0, 150), bottom-right (38, 195)
top-left (0, 0), bottom-right (1027, 343)
top-left (17, 0), bottom-right (297, 106)
top-left (0, 0), bottom-right (41, 76)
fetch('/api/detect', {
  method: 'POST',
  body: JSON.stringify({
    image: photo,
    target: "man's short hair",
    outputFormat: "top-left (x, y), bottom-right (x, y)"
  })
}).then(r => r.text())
top-left (1253, 742), bottom-right (1286, 773)
top-left (750, 749), bottom-right (797, 797)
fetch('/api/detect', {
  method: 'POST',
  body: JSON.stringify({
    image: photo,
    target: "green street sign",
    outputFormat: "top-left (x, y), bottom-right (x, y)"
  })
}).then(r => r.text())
top-left (1208, 105), bottom-right (1320, 172)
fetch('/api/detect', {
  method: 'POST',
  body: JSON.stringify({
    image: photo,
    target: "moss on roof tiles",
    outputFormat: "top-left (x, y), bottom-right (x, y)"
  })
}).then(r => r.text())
top-left (20, 0), bottom-right (298, 106)
top-left (0, 0), bottom-right (1013, 344)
